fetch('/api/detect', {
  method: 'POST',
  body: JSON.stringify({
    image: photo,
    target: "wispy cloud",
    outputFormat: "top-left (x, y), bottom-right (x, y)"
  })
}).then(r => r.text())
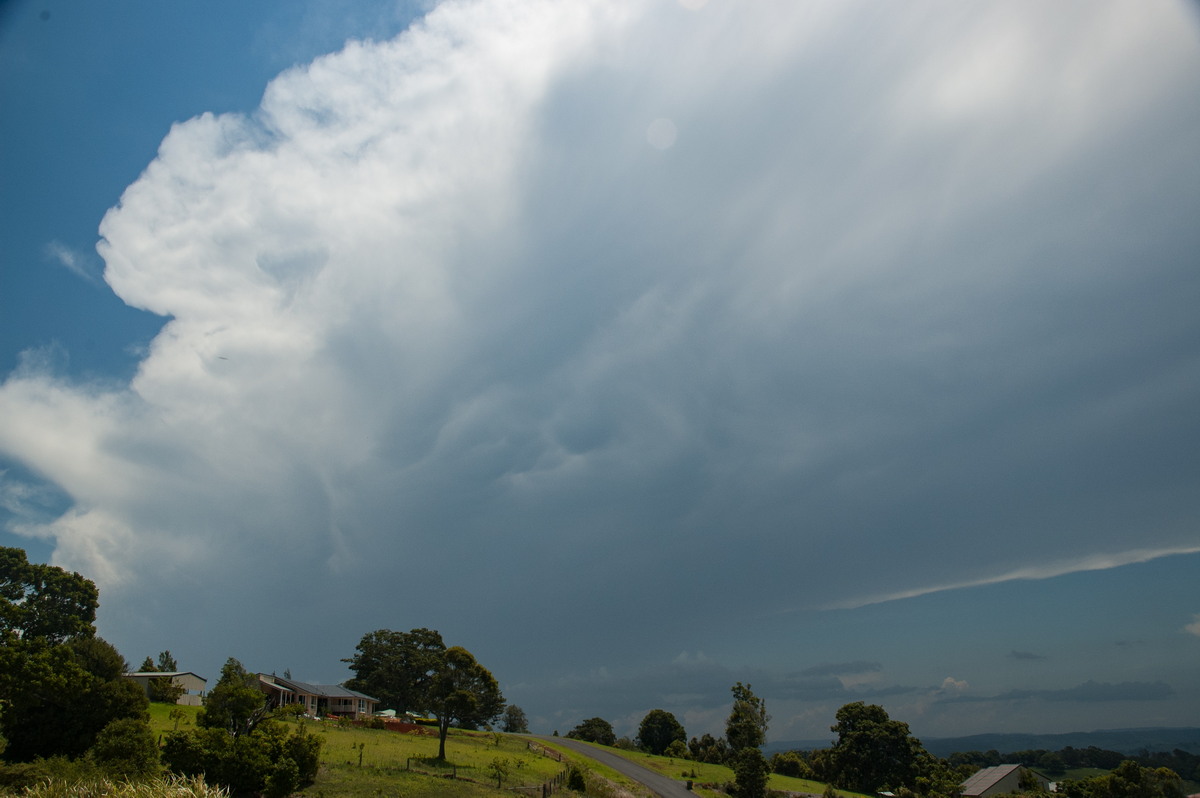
top-left (43, 241), bottom-right (99, 284)
top-left (825, 546), bottom-right (1200, 611)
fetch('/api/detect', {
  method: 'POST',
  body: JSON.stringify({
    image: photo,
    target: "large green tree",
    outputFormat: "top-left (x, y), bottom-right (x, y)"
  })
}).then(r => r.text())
top-left (726, 682), bottom-right (769, 753)
top-left (827, 702), bottom-right (928, 794)
top-left (0, 547), bottom-right (98, 643)
top-left (637, 709), bottom-right (686, 755)
top-left (343, 629), bottom-right (503, 759)
top-left (567, 717), bottom-right (617, 746)
top-left (0, 548), bottom-right (148, 762)
top-left (428, 646), bottom-right (505, 759)
top-left (343, 627), bottom-right (446, 713)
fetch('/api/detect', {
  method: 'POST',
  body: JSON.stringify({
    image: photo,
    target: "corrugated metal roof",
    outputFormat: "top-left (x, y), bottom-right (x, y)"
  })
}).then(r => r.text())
top-left (271, 676), bottom-right (377, 701)
top-left (960, 764), bottom-right (1022, 796)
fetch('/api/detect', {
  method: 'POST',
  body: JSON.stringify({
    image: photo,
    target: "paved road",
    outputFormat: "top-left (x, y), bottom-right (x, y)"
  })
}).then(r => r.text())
top-left (527, 735), bottom-right (694, 798)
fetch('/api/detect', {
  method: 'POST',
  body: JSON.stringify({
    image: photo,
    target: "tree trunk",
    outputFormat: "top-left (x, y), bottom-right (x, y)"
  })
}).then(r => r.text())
top-left (438, 717), bottom-right (449, 760)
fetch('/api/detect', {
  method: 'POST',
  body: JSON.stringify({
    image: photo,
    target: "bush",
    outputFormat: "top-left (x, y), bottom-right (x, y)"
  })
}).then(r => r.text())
top-left (162, 722), bottom-right (320, 796)
top-left (90, 718), bottom-right (160, 777)
top-left (567, 766), bottom-right (587, 791)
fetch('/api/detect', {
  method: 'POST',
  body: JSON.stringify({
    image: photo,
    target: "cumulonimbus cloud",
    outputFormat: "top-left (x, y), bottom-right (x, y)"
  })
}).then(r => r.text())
top-left (1, 1), bottom-right (1199, 724)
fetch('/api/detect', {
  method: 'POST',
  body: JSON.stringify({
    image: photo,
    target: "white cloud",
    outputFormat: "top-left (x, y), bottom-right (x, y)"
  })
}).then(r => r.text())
top-left (1185, 615), bottom-right (1200, 638)
top-left (43, 241), bottom-right (99, 284)
top-left (826, 545), bottom-right (1200, 611)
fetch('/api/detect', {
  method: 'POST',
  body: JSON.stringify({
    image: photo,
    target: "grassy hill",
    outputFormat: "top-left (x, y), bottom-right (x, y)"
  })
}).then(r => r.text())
top-left (147, 705), bottom-right (863, 798)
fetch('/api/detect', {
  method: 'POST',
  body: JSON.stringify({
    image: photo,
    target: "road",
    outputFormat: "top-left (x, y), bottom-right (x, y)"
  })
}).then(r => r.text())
top-left (527, 735), bottom-right (695, 798)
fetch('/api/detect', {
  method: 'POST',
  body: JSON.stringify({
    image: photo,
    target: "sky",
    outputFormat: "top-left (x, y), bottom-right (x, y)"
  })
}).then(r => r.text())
top-left (2, 0), bottom-right (1199, 745)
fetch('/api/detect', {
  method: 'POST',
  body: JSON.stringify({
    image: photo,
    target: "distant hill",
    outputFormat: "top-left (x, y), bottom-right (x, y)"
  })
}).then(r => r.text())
top-left (765, 727), bottom-right (1200, 758)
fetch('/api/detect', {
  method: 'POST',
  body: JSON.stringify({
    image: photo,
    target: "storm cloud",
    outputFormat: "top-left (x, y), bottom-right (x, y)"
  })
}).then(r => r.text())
top-left (2, 0), bottom-right (1199, 739)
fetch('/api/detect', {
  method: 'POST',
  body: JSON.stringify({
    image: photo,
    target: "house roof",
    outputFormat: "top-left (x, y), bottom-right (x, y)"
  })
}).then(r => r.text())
top-left (961, 764), bottom-right (1022, 796)
top-left (269, 675), bottom-right (377, 701)
top-left (124, 671), bottom-right (206, 682)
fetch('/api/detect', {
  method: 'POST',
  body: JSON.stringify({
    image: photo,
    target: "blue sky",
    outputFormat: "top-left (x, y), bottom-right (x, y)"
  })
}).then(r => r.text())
top-left (2, 0), bottom-right (1199, 744)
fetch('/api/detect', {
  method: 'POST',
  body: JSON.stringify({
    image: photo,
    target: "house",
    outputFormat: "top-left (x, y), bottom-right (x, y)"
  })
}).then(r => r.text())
top-left (961, 764), bottom-right (1051, 797)
top-left (123, 671), bottom-right (207, 706)
top-left (257, 673), bottom-right (378, 718)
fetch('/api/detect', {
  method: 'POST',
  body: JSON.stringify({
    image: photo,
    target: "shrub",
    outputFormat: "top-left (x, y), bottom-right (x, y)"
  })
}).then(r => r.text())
top-left (90, 717), bottom-right (160, 777)
top-left (162, 722), bottom-right (320, 796)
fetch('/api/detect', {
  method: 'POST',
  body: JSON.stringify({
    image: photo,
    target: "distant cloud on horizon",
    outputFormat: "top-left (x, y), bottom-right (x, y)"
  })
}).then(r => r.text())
top-left (939, 680), bottom-right (1174, 705)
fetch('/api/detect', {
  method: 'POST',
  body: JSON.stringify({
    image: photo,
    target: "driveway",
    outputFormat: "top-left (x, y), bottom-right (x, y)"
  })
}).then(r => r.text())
top-left (527, 735), bottom-right (695, 798)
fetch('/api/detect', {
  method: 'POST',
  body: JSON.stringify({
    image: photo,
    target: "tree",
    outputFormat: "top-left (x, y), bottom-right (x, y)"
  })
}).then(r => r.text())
top-left (689, 733), bottom-right (730, 764)
top-left (0, 546), bottom-right (98, 643)
top-left (637, 709), bottom-right (686, 755)
top-left (427, 646), bottom-right (505, 759)
top-left (731, 748), bottom-right (771, 798)
top-left (198, 657), bottom-right (269, 737)
top-left (343, 627), bottom-right (446, 713)
top-left (157, 650), bottom-right (179, 671)
top-left (827, 702), bottom-right (928, 794)
top-left (0, 548), bottom-right (147, 762)
top-left (665, 739), bottom-right (690, 759)
top-left (138, 656), bottom-right (157, 672)
top-left (568, 717), bottom-right (617, 746)
top-left (726, 682), bottom-right (769, 753)
top-left (501, 704), bottom-right (529, 733)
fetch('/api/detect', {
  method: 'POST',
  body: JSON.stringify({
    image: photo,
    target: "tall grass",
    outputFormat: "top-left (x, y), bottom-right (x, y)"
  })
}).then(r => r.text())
top-left (9, 776), bottom-right (225, 798)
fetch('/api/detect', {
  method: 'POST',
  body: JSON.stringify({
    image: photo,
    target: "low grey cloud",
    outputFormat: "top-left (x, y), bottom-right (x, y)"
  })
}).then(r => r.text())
top-left (941, 680), bottom-right (1174, 705)
top-left (799, 661), bottom-right (884, 678)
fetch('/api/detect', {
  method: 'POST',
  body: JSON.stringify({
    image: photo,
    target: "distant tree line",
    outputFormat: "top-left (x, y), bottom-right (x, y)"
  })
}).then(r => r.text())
top-left (949, 744), bottom-right (1200, 782)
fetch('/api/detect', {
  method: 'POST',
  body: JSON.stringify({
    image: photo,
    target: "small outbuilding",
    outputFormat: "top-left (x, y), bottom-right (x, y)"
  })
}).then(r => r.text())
top-left (961, 764), bottom-right (1050, 797)
top-left (123, 671), bottom-right (207, 706)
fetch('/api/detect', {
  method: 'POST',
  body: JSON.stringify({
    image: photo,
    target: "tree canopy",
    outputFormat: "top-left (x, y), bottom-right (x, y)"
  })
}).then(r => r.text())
top-left (567, 717), bottom-right (617, 746)
top-left (198, 657), bottom-right (270, 737)
top-left (637, 709), bottom-right (686, 755)
top-left (726, 682), bottom-right (769, 752)
top-left (343, 628), bottom-right (503, 759)
top-left (343, 627), bottom-right (446, 713)
top-left (501, 704), bottom-right (529, 733)
top-left (827, 701), bottom-right (929, 794)
top-left (1, 546), bottom-right (98, 643)
top-left (0, 548), bottom-right (147, 763)
top-left (428, 646), bottom-right (505, 759)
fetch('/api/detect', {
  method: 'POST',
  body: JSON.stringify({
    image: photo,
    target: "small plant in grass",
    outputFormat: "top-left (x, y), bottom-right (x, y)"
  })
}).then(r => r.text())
top-left (487, 757), bottom-right (510, 787)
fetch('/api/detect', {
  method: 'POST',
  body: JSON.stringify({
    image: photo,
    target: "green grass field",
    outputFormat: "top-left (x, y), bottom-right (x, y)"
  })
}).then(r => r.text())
top-left (146, 705), bottom-right (869, 797)
top-left (149, 706), bottom-right (575, 796)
